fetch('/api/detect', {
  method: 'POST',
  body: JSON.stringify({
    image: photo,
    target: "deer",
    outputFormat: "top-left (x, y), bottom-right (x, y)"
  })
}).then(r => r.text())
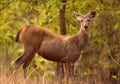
top-left (14, 11), bottom-right (97, 84)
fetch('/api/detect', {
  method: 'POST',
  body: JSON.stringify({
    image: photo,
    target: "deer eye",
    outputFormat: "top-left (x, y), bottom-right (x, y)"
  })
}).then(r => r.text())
top-left (87, 20), bottom-right (90, 22)
top-left (80, 20), bottom-right (83, 22)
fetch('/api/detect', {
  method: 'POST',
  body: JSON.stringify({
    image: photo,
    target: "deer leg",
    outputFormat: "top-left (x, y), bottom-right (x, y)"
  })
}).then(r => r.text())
top-left (14, 48), bottom-right (35, 70)
top-left (23, 53), bottom-right (35, 78)
top-left (13, 52), bottom-right (26, 82)
top-left (69, 63), bottom-right (75, 84)
top-left (64, 62), bottom-right (69, 84)
top-left (14, 52), bottom-right (25, 69)
top-left (56, 63), bottom-right (64, 84)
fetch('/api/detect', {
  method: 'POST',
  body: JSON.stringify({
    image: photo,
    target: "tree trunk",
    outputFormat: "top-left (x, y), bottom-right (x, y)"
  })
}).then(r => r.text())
top-left (56, 0), bottom-right (67, 83)
top-left (59, 0), bottom-right (67, 35)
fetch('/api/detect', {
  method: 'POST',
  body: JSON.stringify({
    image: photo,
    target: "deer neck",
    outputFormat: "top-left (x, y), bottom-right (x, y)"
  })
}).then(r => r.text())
top-left (73, 28), bottom-right (89, 50)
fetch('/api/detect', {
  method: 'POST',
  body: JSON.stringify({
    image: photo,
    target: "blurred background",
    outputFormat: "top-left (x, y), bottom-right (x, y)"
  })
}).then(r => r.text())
top-left (0, 0), bottom-right (120, 84)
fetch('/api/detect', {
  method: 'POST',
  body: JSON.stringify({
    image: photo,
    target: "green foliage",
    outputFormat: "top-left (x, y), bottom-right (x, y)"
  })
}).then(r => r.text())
top-left (0, 0), bottom-right (120, 82)
top-left (83, 68), bottom-right (91, 77)
top-left (112, 75), bottom-right (118, 80)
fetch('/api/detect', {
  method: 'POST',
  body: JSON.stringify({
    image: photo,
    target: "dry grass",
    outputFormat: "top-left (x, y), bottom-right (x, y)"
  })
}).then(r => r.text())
top-left (0, 69), bottom-right (57, 84)
top-left (0, 67), bottom-right (119, 84)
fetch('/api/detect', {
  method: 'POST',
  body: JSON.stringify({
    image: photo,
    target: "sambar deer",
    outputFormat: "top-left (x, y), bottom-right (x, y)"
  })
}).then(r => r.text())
top-left (14, 11), bottom-right (97, 84)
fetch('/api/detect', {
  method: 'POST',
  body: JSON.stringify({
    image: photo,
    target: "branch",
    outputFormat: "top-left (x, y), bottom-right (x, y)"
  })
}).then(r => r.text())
top-left (8, 7), bottom-right (29, 25)
top-left (0, 0), bottom-right (16, 11)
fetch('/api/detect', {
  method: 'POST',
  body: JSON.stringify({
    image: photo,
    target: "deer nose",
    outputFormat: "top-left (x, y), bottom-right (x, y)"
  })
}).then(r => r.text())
top-left (84, 26), bottom-right (88, 29)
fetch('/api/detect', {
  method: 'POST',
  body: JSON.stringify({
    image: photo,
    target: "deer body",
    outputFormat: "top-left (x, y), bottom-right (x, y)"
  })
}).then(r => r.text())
top-left (14, 11), bottom-right (97, 84)
top-left (39, 31), bottom-right (87, 63)
top-left (19, 25), bottom-right (87, 62)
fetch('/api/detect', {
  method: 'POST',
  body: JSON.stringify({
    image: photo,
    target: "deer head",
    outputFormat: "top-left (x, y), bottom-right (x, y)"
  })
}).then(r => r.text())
top-left (75, 11), bottom-right (97, 30)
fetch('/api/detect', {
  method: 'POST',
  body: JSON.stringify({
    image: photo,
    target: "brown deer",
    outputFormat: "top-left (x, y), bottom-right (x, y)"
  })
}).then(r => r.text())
top-left (14, 11), bottom-right (97, 84)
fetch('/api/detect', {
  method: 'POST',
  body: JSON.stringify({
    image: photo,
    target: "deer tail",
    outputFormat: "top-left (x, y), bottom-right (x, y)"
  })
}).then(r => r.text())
top-left (15, 29), bottom-right (22, 42)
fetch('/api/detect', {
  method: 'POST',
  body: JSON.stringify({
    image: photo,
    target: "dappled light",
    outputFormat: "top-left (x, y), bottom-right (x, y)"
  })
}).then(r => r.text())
top-left (0, 0), bottom-right (120, 84)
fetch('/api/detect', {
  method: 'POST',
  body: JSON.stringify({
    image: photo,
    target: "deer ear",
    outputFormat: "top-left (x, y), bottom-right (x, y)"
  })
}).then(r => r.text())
top-left (75, 13), bottom-right (81, 20)
top-left (90, 11), bottom-right (97, 18)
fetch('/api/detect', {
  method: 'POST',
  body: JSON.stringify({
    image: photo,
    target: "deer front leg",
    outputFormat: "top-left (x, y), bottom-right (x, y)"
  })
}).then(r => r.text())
top-left (69, 63), bottom-right (75, 84)
top-left (64, 62), bottom-right (69, 84)
top-left (56, 63), bottom-right (64, 84)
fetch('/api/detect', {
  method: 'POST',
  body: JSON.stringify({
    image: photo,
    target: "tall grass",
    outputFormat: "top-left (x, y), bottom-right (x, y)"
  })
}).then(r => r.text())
top-left (0, 68), bottom-right (118, 84)
top-left (0, 63), bottom-right (119, 84)
top-left (0, 68), bottom-right (57, 84)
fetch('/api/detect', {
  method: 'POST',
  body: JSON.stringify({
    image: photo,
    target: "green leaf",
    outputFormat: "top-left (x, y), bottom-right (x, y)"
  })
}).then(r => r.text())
top-left (112, 75), bottom-right (118, 80)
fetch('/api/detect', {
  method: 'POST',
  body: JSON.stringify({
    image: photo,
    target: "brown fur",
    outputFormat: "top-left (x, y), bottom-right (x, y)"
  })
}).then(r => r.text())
top-left (14, 11), bottom-right (97, 84)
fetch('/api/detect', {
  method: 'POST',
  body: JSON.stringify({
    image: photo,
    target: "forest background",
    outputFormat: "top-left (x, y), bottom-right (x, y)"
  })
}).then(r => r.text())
top-left (0, 0), bottom-right (120, 84)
